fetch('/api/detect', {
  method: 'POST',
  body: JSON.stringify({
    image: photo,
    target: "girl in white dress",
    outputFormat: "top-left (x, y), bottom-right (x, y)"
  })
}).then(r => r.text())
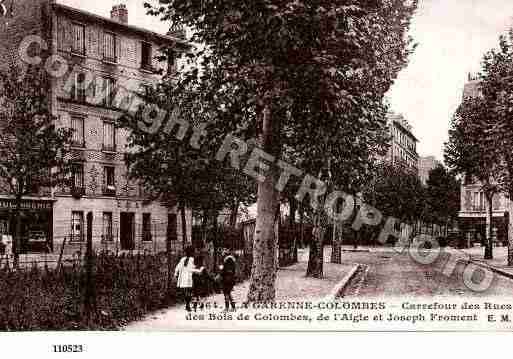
top-left (174, 246), bottom-right (197, 311)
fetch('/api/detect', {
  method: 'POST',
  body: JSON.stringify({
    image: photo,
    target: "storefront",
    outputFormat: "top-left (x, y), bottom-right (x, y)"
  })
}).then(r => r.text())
top-left (0, 198), bottom-right (54, 253)
top-left (458, 213), bottom-right (508, 246)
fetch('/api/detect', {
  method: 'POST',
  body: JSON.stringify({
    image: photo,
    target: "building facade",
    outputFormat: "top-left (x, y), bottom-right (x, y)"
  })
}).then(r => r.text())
top-left (0, 0), bottom-right (191, 254)
top-left (458, 75), bottom-right (509, 245)
top-left (385, 113), bottom-right (419, 174)
top-left (418, 156), bottom-right (441, 185)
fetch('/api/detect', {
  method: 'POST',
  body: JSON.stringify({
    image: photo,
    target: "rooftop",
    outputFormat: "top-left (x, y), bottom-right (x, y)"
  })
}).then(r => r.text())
top-left (387, 113), bottom-right (419, 142)
top-left (53, 2), bottom-right (191, 51)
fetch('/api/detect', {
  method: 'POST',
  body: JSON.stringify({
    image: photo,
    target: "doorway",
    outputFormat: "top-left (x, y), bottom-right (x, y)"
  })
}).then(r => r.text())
top-left (120, 212), bottom-right (135, 250)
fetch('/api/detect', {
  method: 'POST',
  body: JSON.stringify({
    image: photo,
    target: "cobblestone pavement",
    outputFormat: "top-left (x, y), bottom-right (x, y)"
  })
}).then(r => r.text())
top-left (342, 247), bottom-right (513, 298)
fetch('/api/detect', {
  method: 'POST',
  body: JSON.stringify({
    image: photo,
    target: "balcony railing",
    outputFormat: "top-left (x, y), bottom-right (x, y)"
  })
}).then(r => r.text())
top-left (102, 185), bottom-right (116, 197)
top-left (103, 56), bottom-right (117, 64)
top-left (70, 186), bottom-right (86, 199)
top-left (102, 144), bottom-right (116, 152)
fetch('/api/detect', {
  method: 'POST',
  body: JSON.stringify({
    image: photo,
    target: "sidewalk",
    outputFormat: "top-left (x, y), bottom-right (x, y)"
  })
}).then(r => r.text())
top-left (459, 245), bottom-right (513, 279)
top-left (124, 261), bottom-right (356, 331)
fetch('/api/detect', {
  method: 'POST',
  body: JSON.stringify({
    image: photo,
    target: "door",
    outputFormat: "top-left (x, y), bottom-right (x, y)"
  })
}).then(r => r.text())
top-left (120, 212), bottom-right (135, 250)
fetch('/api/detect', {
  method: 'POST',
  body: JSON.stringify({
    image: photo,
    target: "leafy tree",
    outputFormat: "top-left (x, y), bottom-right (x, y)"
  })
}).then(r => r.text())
top-left (363, 162), bottom-right (425, 230)
top-left (144, 0), bottom-right (418, 300)
top-left (424, 164), bottom-right (460, 229)
top-left (0, 65), bottom-right (72, 267)
top-left (476, 30), bottom-right (513, 265)
top-left (119, 83), bottom-right (256, 251)
top-left (444, 96), bottom-right (499, 260)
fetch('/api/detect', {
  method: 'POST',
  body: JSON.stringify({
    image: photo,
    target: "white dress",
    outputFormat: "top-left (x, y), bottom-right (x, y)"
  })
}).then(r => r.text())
top-left (174, 256), bottom-right (196, 288)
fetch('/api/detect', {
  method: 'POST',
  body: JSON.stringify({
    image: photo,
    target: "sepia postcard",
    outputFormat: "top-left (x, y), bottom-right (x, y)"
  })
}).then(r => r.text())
top-left (2, 0), bottom-right (513, 346)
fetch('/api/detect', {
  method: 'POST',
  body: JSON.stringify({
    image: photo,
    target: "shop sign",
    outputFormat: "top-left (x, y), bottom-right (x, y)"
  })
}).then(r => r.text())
top-left (0, 199), bottom-right (53, 210)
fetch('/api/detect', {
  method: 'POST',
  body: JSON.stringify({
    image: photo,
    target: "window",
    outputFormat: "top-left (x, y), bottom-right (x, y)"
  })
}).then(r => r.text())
top-left (141, 42), bottom-right (152, 70)
top-left (72, 73), bottom-right (87, 103)
top-left (72, 163), bottom-right (84, 190)
top-left (71, 211), bottom-right (84, 242)
top-left (71, 23), bottom-right (85, 55)
top-left (143, 213), bottom-right (152, 242)
top-left (103, 121), bottom-right (116, 152)
top-left (102, 212), bottom-right (113, 242)
top-left (103, 32), bottom-right (117, 62)
top-left (71, 116), bottom-right (84, 147)
top-left (102, 77), bottom-right (116, 107)
top-left (103, 166), bottom-right (115, 196)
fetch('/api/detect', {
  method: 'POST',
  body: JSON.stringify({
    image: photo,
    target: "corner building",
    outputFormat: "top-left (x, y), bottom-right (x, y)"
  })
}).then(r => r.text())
top-left (0, 0), bottom-right (192, 254)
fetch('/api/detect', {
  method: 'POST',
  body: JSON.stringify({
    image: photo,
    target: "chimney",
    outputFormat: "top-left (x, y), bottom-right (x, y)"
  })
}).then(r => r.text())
top-left (111, 4), bottom-right (128, 24)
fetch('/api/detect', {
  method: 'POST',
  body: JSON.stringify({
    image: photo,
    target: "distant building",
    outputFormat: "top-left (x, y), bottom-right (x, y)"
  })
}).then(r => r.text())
top-left (418, 156), bottom-right (441, 185)
top-left (385, 113), bottom-right (419, 174)
top-left (458, 76), bottom-right (508, 245)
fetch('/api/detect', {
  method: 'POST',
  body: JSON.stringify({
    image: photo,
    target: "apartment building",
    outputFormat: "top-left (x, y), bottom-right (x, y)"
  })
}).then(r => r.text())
top-left (0, 0), bottom-right (191, 254)
top-left (385, 113), bottom-right (419, 174)
top-left (458, 75), bottom-right (508, 245)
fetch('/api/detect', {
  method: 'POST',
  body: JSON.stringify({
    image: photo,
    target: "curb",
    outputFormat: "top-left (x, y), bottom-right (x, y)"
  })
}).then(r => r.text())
top-left (325, 263), bottom-right (361, 301)
top-left (469, 260), bottom-right (513, 281)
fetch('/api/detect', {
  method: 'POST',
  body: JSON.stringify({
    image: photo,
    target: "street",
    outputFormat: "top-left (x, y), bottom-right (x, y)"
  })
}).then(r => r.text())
top-left (341, 247), bottom-right (513, 298)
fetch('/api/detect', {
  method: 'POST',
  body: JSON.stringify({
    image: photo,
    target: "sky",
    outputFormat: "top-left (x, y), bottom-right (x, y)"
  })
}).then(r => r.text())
top-left (60, 0), bottom-right (513, 163)
top-left (387, 0), bottom-right (513, 161)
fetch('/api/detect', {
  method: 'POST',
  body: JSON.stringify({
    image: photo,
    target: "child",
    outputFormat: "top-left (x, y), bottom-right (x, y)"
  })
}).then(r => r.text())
top-left (192, 255), bottom-right (210, 311)
top-left (219, 252), bottom-right (237, 311)
top-left (174, 246), bottom-right (196, 312)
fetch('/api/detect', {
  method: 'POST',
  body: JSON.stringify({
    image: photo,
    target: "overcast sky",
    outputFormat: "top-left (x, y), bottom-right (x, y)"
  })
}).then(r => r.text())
top-left (61, 0), bottom-right (513, 162)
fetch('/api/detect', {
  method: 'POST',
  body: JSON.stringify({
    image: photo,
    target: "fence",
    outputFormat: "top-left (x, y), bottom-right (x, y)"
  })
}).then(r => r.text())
top-left (0, 220), bottom-right (187, 270)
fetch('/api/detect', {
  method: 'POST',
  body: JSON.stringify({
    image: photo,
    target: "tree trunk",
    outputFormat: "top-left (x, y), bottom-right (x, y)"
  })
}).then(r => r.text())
top-left (180, 202), bottom-right (188, 251)
top-left (508, 200), bottom-right (513, 266)
top-left (299, 204), bottom-right (304, 248)
top-left (353, 196), bottom-right (359, 250)
top-left (331, 220), bottom-right (342, 264)
top-left (307, 208), bottom-right (325, 278)
top-left (484, 193), bottom-right (493, 260)
top-left (247, 107), bottom-right (280, 303)
top-left (289, 199), bottom-right (298, 264)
